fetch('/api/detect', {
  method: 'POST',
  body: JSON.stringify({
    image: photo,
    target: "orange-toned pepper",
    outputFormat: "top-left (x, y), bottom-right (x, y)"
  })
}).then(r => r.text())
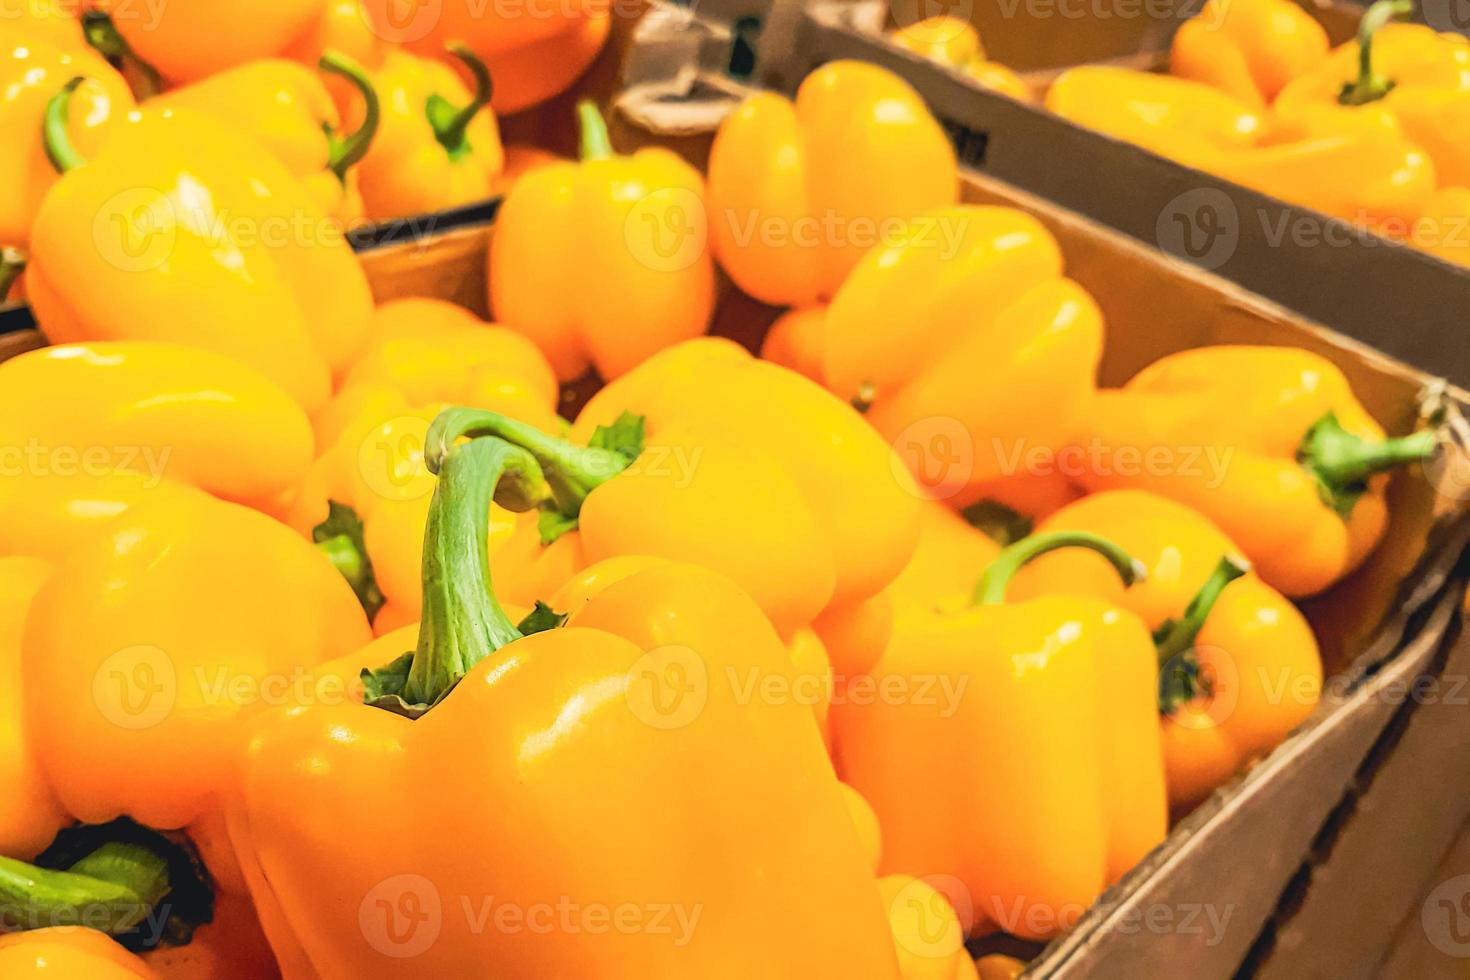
top-left (283, 0), bottom-right (390, 117)
top-left (1275, 3), bottom-right (1470, 187)
top-left (0, 30), bottom-right (132, 250)
top-left (480, 12), bottom-right (611, 114)
top-left (228, 426), bottom-right (901, 977)
top-left (0, 928), bottom-right (156, 977)
top-left (1010, 490), bottom-right (1323, 808)
top-left (1076, 345), bottom-right (1438, 596)
top-left (890, 15), bottom-right (1033, 103)
top-left (288, 298), bottom-right (559, 630)
top-left (0, 557), bottom-right (65, 859)
top-left (112, 0), bottom-right (322, 83)
top-left (491, 100), bottom-right (714, 381)
top-left (1170, 0), bottom-right (1330, 107)
top-left (148, 54), bottom-right (381, 227)
top-left (822, 205), bottom-right (1104, 499)
top-left (356, 45), bottom-right (503, 220)
top-left (708, 60), bottom-right (958, 307)
top-left (761, 305), bottom-right (828, 382)
top-left (880, 873), bottom-right (977, 980)
top-left (833, 531), bottom-right (1164, 939)
top-left (29, 94), bottom-right (374, 412)
top-left (1412, 186), bottom-right (1470, 266)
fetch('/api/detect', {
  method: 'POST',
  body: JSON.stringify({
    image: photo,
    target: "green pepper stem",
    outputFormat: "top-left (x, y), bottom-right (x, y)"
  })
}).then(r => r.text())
top-left (426, 407), bottom-right (629, 518)
top-left (1155, 555), bottom-right (1250, 669)
top-left (81, 11), bottom-right (161, 99)
top-left (0, 842), bottom-right (169, 935)
top-left (0, 247), bottom-right (25, 300)
top-left (42, 78), bottom-right (87, 175)
top-left (1339, 0), bottom-right (1412, 106)
top-left (577, 99), bottom-right (613, 161)
top-left (972, 531), bottom-right (1147, 606)
top-left (425, 43), bottom-right (493, 162)
top-left (400, 434), bottom-right (549, 707)
top-left (320, 51), bottom-right (381, 181)
top-left (1298, 411), bottom-right (1439, 518)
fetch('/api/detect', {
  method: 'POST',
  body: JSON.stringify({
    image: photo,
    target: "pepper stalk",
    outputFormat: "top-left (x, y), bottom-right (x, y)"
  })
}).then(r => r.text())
top-left (1338, 0), bottom-right (1414, 106)
top-left (1155, 555), bottom-right (1251, 712)
top-left (426, 43), bottom-right (494, 162)
top-left (320, 51), bottom-right (381, 182)
top-left (1298, 411), bottom-right (1438, 518)
top-left (972, 530), bottom-right (1147, 606)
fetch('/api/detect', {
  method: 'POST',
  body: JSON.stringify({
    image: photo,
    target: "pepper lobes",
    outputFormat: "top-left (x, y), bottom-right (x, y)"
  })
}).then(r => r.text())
top-left (1075, 345), bottom-right (1438, 597)
top-left (708, 60), bottom-right (958, 307)
top-left (113, 0), bottom-right (323, 83)
top-left (229, 430), bottom-right (901, 978)
top-left (823, 205), bottom-right (1104, 499)
top-left (491, 100), bottom-right (713, 381)
top-left (833, 531), bottom-right (1164, 939)
top-left (28, 100), bottom-right (374, 413)
top-left (1170, 0), bottom-right (1329, 107)
top-left (1010, 490), bottom-right (1323, 808)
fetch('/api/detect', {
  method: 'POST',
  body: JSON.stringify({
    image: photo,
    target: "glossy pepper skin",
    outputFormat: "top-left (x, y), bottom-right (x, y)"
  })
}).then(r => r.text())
top-left (833, 532), bottom-right (1164, 939)
top-left (1170, 0), bottom-right (1329, 107)
top-left (890, 16), bottom-right (1033, 103)
top-left (357, 45), bottom-right (503, 220)
top-left (1075, 345), bottom-right (1439, 597)
top-left (228, 425), bottom-right (901, 978)
top-left (29, 101), bottom-right (374, 412)
top-left (0, 341), bottom-right (314, 509)
top-left (1010, 490), bottom-right (1322, 808)
top-left (824, 205), bottom-right (1104, 498)
top-left (148, 55), bottom-right (380, 227)
top-left (708, 60), bottom-right (958, 307)
top-left (0, 928), bottom-right (156, 977)
top-left (0, 30), bottom-right (132, 251)
top-left (113, 0), bottom-right (322, 83)
top-left (491, 101), bottom-right (714, 381)
top-left (288, 298), bottom-right (559, 631)
top-left (1275, 11), bottom-right (1470, 188)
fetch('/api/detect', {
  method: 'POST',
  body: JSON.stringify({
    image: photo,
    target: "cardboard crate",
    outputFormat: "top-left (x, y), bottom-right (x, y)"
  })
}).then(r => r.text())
top-left (605, 64), bottom-right (1470, 975)
top-left (616, 0), bottom-right (1470, 391)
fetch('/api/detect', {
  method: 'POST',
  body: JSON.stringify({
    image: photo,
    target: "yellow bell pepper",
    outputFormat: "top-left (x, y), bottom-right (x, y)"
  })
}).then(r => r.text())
top-left (29, 94), bottom-right (374, 412)
top-left (708, 60), bottom-right (958, 307)
top-left (1170, 0), bottom-right (1329, 107)
top-left (890, 15), bottom-right (1034, 103)
top-left (490, 100), bottom-right (713, 381)
top-left (112, 0), bottom-right (322, 83)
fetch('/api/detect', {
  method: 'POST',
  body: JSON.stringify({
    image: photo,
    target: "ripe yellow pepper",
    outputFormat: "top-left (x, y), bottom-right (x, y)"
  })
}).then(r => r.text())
top-left (1011, 490), bottom-right (1323, 808)
top-left (491, 100), bottom-right (714, 381)
top-left (1076, 345), bottom-right (1438, 597)
top-left (113, 0), bottom-right (322, 83)
top-left (0, 928), bottom-right (155, 977)
top-left (283, 0), bottom-right (391, 118)
top-left (229, 427), bottom-right (901, 977)
top-left (288, 298), bottom-right (560, 630)
top-left (1412, 185), bottom-right (1470, 266)
top-left (148, 54), bottom-right (381, 227)
top-left (823, 205), bottom-right (1103, 498)
top-left (29, 95), bottom-right (374, 412)
top-left (708, 60), bottom-right (958, 307)
top-left (833, 531), bottom-right (1163, 939)
top-left (357, 45), bottom-right (503, 220)
top-left (1275, 4), bottom-right (1470, 187)
top-left (889, 16), bottom-right (1034, 103)
top-left (1170, 0), bottom-right (1329, 107)
top-left (3, 1), bottom-right (86, 50)
top-left (0, 29), bottom-right (132, 251)
top-left (0, 341), bottom-right (313, 510)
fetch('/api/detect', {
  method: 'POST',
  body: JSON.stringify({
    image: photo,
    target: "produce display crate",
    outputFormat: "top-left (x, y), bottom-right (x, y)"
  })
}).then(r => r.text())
top-left (606, 50), bottom-right (1470, 974)
top-left (617, 0), bottom-right (1470, 391)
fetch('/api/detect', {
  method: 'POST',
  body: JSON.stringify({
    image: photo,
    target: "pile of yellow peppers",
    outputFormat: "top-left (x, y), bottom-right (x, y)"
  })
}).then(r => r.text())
top-left (895, 3), bottom-right (1470, 268)
top-left (0, 11), bottom-right (1446, 975)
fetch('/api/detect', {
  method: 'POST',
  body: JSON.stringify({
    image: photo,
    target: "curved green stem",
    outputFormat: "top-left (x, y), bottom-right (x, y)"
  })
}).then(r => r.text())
top-left (1156, 555), bottom-right (1250, 712)
top-left (426, 407), bottom-right (631, 519)
top-left (320, 51), bottom-right (381, 180)
top-left (426, 43), bottom-right (492, 162)
top-left (363, 432), bottom-right (549, 714)
top-left (1339, 0), bottom-right (1412, 106)
top-left (42, 78), bottom-right (87, 175)
top-left (972, 531), bottom-right (1147, 606)
top-left (577, 99), bottom-right (613, 161)
top-left (0, 843), bottom-right (169, 935)
top-left (0, 247), bottom-right (26, 301)
top-left (1298, 412), bottom-right (1438, 518)
top-left (81, 11), bottom-right (162, 99)
top-left (313, 500), bottom-right (385, 623)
